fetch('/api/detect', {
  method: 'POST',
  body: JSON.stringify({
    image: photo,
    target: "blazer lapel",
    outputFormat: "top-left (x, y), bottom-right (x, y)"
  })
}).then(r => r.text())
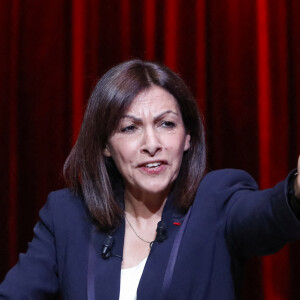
top-left (137, 193), bottom-right (186, 299)
top-left (88, 219), bottom-right (125, 300)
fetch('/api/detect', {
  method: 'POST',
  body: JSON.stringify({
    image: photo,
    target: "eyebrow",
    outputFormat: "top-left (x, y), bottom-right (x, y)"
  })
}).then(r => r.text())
top-left (121, 110), bottom-right (179, 122)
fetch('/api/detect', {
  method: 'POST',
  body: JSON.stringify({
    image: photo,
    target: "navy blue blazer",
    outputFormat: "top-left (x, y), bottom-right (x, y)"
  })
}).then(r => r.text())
top-left (1, 169), bottom-right (300, 300)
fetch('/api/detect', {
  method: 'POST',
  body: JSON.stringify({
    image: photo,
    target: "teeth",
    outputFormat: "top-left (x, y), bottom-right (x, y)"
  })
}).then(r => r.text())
top-left (145, 162), bottom-right (161, 168)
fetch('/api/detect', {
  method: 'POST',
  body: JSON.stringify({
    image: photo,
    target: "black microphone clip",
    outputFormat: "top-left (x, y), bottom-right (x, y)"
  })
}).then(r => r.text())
top-left (155, 220), bottom-right (167, 243)
top-left (101, 235), bottom-right (114, 259)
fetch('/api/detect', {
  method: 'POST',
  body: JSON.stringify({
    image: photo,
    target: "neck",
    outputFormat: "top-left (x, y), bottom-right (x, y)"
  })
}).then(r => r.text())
top-left (124, 188), bottom-right (168, 220)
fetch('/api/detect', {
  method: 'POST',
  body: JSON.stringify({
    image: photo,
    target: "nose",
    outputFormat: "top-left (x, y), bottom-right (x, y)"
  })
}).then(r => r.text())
top-left (141, 127), bottom-right (162, 156)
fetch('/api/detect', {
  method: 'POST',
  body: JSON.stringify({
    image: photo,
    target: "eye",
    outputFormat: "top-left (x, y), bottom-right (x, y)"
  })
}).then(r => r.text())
top-left (120, 125), bottom-right (137, 133)
top-left (161, 121), bottom-right (176, 128)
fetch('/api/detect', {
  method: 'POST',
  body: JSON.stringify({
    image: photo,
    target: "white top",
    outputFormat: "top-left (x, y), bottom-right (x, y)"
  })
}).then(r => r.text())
top-left (119, 257), bottom-right (148, 300)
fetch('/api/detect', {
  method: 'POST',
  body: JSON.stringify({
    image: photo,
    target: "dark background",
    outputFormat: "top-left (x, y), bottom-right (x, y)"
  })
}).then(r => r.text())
top-left (1, 1), bottom-right (300, 299)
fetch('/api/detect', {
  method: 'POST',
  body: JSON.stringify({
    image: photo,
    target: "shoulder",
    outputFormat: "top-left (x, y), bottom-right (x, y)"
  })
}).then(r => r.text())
top-left (193, 169), bottom-right (260, 214)
top-left (47, 187), bottom-right (82, 202)
top-left (39, 188), bottom-right (89, 232)
top-left (45, 188), bottom-right (85, 211)
top-left (199, 168), bottom-right (259, 192)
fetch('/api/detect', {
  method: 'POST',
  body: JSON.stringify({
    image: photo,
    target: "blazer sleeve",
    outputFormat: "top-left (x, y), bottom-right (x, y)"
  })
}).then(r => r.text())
top-left (0, 194), bottom-right (59, 299)
top-left (206, 169), bottom-right (300, 258)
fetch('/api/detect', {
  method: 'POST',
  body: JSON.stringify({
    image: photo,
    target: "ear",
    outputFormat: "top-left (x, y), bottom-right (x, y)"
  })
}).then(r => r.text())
top-left (103, 145), bottom-right (112, 157)
top-left (184, 133), bottom-right (191, 151)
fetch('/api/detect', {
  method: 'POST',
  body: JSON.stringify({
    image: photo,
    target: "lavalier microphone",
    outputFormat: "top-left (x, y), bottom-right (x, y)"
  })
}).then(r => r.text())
top-left (155, 220), bottom-right (167, 243)
top-left (101, 235), bottom-right (114, 259)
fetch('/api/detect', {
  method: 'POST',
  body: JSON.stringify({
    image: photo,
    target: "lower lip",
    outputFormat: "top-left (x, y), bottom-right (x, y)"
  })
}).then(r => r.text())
top-left (140, 164), bottom-right (166, 175)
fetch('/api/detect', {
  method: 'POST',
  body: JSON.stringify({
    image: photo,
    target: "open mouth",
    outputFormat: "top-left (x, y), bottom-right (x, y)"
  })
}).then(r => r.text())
top-left (145, 162), bottom-right (162, 168)
top-left (139, 161), bottom-right (166, 174)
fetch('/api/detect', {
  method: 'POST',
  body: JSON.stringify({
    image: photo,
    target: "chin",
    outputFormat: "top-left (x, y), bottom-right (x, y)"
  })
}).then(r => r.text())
top-left (138, 181), bottom-right (171, 196)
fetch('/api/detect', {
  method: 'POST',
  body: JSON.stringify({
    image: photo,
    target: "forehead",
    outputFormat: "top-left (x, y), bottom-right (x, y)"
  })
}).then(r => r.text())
top-left (125, 86), bottom-right (180, 115)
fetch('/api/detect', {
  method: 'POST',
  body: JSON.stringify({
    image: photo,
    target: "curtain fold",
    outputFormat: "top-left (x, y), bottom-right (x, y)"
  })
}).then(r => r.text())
top-left (1, 1), bottom-right (299, 298)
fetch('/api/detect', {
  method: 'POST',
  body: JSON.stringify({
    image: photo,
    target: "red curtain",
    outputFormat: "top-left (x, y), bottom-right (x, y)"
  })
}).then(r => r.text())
top-left (1, 1), bottom-right (300, 299)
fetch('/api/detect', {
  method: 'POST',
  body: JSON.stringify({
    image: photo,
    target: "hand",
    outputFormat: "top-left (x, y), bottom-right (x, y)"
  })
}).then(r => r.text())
top-left (295, 156), bottom-right (300, 199)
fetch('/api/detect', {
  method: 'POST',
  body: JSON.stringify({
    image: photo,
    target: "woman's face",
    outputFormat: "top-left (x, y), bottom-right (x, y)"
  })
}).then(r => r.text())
top-left (104, 85), bottom-right (190, 198)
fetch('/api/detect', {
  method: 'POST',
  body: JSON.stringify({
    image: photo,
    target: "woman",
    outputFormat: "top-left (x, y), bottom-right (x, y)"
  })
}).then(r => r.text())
top-left (1, 59), bottom-right (300, 300)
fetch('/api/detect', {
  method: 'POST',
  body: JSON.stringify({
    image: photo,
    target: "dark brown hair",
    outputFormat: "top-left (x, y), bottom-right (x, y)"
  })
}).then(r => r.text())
top-left (63, 59), bottom-right (206, 230)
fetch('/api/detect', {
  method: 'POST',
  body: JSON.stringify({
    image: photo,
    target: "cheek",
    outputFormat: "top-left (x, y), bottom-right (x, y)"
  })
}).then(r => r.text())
top-left (167, 143), bottom-right (186, 162)
top-left (110, 145), bottom-right (136, 170)
top-left (171, 134), bottom-right (189, 152)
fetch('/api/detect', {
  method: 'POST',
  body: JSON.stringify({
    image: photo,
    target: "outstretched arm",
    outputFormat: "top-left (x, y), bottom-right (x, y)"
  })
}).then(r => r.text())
top-left (217, 167), bottom-right (300, 258)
